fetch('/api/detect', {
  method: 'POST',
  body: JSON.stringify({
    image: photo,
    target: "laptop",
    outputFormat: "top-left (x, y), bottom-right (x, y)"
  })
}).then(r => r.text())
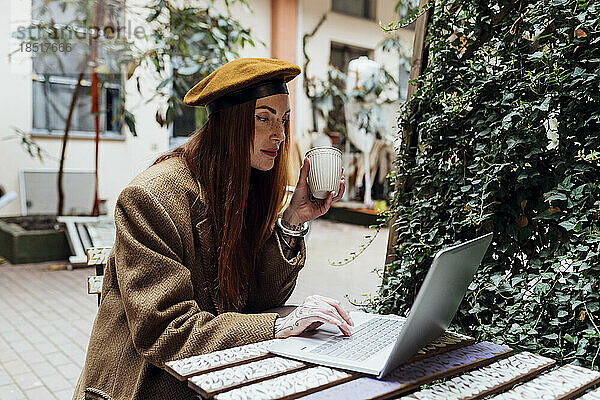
top-left (268, 233), bottom-right (493, 379)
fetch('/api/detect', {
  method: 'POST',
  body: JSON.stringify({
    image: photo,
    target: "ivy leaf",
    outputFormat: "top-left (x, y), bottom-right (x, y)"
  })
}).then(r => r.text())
top-left (559, 220), bottom-right (576, 231)
top-left (123, 110), bottom-right (137, 137)
top-left (576, 338), bottom-right (589, 355)
top-left (529, 51), bottom-right (544, 59)
top-left (533, 96), bottom-right (551, 111)
top-left (490, 274), bottom-right (504, 287)
top-left (177, 64), bottom-right (200, 75)
top-left (564, 333), bottom-right (574, 343)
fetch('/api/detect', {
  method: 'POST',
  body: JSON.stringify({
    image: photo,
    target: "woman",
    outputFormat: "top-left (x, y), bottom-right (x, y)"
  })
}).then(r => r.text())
top-left (73, 58), bottom-right (353, 400)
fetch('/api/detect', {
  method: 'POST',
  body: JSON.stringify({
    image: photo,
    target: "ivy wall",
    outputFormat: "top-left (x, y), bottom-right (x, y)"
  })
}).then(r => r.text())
top-left (375, 0), bottom-right (600, 368)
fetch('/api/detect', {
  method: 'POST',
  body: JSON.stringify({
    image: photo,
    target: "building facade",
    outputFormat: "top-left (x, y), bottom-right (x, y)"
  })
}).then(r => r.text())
top-left (0, 0), bottom-right (413, 217)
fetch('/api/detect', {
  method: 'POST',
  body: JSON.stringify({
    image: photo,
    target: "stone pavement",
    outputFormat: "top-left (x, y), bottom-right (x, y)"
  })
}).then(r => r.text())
top-left (0, 263), bottom-right (96, 400)
top-left (0, 219), bottom-right (388, 399)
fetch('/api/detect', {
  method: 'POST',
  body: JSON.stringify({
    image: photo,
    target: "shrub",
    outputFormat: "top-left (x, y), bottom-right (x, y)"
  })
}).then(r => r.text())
top-left (373, 0), bottom-right (600, 369)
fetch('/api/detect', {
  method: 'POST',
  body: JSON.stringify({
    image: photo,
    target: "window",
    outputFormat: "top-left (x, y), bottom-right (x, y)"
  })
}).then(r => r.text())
top-left (32, 75), bottom-right (122, 134)
top-left (328, 43), bottom-right (373, 137)
top-left (30, 0), bottom-right (125, 137)
top-left (331, 0), bottom-right (375, 20)
top-left (330, 43), bottom-right (372, 72)
top-left (172, 108), bottom-right (198, 138)
top-left (172, 107), bottom-right (208, 137)
top-left (170, 63), bottom-right (208, 144)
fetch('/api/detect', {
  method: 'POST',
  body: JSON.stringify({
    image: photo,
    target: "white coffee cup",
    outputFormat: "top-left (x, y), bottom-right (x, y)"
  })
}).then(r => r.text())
top-left (305, 146), bottom-right (343, 199)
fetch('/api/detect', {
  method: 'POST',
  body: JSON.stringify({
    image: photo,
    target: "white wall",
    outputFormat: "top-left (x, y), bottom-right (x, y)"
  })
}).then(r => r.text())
top-left (294, 0), bottom-right (414, 139)
top-left (218, 0), bottom-right (272, 59)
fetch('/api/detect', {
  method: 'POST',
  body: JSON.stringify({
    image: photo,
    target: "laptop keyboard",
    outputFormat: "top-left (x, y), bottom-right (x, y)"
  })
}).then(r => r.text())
top-left (309, 317), bottom-right (404, 362)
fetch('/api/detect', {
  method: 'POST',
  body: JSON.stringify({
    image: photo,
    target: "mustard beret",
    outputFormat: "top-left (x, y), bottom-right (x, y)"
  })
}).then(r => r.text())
top-left (183, 58), bottom-right (301, 115)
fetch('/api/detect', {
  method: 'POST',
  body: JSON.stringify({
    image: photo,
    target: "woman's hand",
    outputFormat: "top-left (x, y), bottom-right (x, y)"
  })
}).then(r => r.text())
top-left (274, 295), bottom-right (354, 339)
top-left (282, 158), bottom-right (345, 226)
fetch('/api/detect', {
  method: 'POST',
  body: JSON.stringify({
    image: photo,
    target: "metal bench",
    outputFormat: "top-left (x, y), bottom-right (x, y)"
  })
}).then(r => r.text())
top-left (59, 216), bottom-right (115, 268)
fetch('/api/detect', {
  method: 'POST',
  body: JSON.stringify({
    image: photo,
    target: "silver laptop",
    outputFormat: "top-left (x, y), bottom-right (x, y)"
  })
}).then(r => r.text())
top-left (268, 233), bottom-right (493, 379)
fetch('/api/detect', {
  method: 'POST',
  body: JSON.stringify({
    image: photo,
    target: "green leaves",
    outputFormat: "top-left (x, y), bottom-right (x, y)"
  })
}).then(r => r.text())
top-left (558, 220), bottom-right (577, 231)
top-left (142, 0), bottom-right (258, 129)
top-left (372, 0), bottom-right (600, 371)
top-left (533, 96), bottom-right (551, 112)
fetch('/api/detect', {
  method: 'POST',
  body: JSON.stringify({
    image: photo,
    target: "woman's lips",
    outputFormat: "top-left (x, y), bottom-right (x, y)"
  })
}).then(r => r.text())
top-left (261, 150), bottom-right (277, 157)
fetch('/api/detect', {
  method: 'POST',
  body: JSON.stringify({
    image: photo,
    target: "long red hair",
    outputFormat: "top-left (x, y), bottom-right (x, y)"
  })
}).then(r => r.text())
top-left (154, 99), bottom-right (290, 309)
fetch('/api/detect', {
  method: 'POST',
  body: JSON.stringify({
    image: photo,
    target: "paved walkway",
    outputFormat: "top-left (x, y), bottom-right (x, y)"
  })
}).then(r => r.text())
top-left (0, 219), bottom-right (388, 399)
top-left (0, 263), bottom-right (96, 399)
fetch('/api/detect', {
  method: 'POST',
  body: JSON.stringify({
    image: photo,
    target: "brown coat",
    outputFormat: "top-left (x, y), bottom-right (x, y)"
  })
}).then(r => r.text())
top-left (73, 157), bottom-right (306, 400)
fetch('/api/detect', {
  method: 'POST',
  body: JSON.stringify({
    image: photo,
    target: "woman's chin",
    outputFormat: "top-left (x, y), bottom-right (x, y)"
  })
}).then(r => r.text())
top-left (251, 161), bottom-right (275, 171)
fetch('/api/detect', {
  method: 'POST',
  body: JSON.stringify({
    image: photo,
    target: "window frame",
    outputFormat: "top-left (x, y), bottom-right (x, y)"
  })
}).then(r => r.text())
top-left (330, 42), bottom-right (374, 72)
top-left (169, 57), bottom-right (208, 146)
top-left (331, 0), bottom-right (376, 21)
top-left (31, 73), bottom-right (124, 139)
top-left (29, 1), bottom-right (126, 139)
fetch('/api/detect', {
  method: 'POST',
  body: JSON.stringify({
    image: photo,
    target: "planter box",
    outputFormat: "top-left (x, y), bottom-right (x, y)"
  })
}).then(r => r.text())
top-left (323, 203), bottom-right (387, 227)
top-left (0, 216), bottom-right (72, 264)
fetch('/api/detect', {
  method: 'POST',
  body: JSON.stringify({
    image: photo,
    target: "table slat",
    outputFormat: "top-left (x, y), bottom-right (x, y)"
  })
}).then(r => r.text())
top-left (399, 351), bottom-right (555, 400)
top-left (580, 387), bottom-right (600, 400)
top-left (188, 357), bottom-right (307, 398)
top-left (213, 366), bottom-right (357, 400)
top-left (165, 340), bottom-right (277, 380)
top-left (167, 328), bottom-right (471, 381)
top-left (410, 331), bottom-right (475, 361)
top-left (491, 364), bottom-right (600, 400)
top-left (298, 341), bottom-right (512, 400)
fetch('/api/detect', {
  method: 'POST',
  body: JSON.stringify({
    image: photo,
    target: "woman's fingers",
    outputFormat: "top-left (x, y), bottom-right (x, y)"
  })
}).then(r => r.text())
top-left (332, 178), bottom-right (345, 203)
top-left (305, 321), bottom-right (324, 332)
top-left (304, 304), bottom-right (350, 332)
top-left (324, 191), bottom-right (335, 211)
top-left (319, 297), bottom-right (354, 327)
top-left (277, 299), bottom-right (354, 338)
top-left (299, 158), bottom-right (310, 181)
top-left (308, 193), bottom-right (331, 214)
top-left (300, 310), bottom-right (351, 336)
top-left (309, 295), bottom-right (354, 327)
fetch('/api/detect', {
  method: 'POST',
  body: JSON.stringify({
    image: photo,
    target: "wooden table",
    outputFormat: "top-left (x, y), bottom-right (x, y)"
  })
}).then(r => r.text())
top-left (164, 324), bottom-right (600, 400)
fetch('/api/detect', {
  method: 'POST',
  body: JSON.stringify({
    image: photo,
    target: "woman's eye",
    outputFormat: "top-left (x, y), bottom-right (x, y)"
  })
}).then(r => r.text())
top-left (256, 115), bottom-right (268, 122)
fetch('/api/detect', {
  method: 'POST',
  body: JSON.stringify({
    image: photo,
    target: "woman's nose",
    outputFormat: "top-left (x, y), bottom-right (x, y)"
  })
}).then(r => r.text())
top-left (272, 122), bottom-right (285, 141)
